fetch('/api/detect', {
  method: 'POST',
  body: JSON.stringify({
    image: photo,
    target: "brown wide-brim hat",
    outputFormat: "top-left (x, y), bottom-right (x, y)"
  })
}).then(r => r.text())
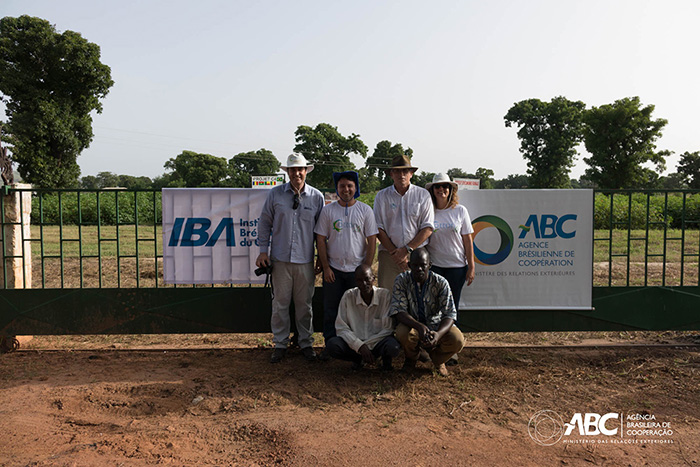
top-left (384, 154), bottom-right (418, 175)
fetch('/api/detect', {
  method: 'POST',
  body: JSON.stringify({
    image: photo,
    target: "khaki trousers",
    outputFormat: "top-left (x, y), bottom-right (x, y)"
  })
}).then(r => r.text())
top-left (270, 261), bottom-right (315, 349)
top-left (395, 323), bottom-right (464, 366)
top-left (378, 249), bottom-right (407, 290)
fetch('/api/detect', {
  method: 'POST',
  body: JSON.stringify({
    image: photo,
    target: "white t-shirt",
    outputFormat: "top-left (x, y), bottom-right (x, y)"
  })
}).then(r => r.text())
top-left (314, 201), bottom-right (379, 272)
top-left (373, 184), bottom-right (434, 251)
top-left (426, 204), bottom-right (474, 268)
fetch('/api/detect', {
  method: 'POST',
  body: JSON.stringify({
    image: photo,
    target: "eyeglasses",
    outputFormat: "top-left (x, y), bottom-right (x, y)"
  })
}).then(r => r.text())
top-left (293, 193), bottom-right (300, 210)
top-left (434, 184), bottom-right (451, 191)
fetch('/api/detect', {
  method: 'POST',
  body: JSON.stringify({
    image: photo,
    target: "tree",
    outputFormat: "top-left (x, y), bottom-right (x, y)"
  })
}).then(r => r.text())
top-left (164, 150), bottom-right (229, 187)
top-left (79, 172), bottom-right (153, 189)
top-left (446, 167), bottom-right (494, 189)
top-left (0, 16), bottom-right (113, 187)
top-left (229, 149), bottom-right (280, 188)
top-left (293, 123), bottom-right (368, 190)
top-left (118, 174), bottom-right (153, 189)
top-left (412, 171), bottom-right (435, 188)
top-left (365, 140), bottom-right (413, 189)
top-left (656, 172), bottom-right (687, 189)
top-left (493, 174), bottom-right (530, 189)
top-left (504, 96), bottom-right (586, 188)
top-left (677, 151), bottom-right (700, 189)
top-left (582, 97), bottom-right (669, 189)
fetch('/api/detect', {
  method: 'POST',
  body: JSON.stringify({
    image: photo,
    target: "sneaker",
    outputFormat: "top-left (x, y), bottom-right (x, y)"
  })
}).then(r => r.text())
top-left (301, 347), bottom-right (317, 362)
top-left (446, 353), bottom-right (459, 366)
top-left (318, 348), bottom-right (331, 362)
top-left (270, 348), bottom-right (286, 363)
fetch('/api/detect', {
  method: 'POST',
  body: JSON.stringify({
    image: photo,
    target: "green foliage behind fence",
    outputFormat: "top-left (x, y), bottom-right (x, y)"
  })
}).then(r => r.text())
top-left (31, 191), bottom-right (162, 226)
top-left (594, 192), bottom-right (700, 230)
top-left (27, 190), bottom-right (700, 229)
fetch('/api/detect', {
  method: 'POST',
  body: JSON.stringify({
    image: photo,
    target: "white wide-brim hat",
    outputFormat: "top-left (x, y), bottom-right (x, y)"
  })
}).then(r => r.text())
top-left (281, 153), bottom-right (314, 174)
top-left (425, 172), bottom-right (458, 191)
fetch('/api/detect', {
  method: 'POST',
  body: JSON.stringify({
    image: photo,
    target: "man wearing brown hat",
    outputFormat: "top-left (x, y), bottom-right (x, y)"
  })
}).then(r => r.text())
top-left (373, 155), bottom-right (434, 290)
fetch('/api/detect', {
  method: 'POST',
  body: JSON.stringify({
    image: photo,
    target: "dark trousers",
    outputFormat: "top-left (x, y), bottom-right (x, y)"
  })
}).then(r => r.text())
top-left (430, 265), bottom-right (468, 321)
top-left (322, 267), bottom-right (356, 340)
top-left (326, 335), bottom-right (401, 363)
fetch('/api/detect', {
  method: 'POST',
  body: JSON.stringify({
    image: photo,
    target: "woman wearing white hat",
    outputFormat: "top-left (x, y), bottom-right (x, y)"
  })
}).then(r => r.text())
top-left (425, 173), bottom-right (475, 341)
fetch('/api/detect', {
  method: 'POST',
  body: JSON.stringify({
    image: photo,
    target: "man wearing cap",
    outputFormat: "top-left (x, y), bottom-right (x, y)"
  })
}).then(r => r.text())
top-left (314, 171), bottom-right (378, 356)
top-left (373, 154), bottom-right (435, 290)
top-left (257, 153), bottom-right (324, 363)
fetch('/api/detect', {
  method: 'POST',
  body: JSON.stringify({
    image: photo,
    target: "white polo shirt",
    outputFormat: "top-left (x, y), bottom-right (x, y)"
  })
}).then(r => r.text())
top-left (373, 183), bottom-right (434, 251)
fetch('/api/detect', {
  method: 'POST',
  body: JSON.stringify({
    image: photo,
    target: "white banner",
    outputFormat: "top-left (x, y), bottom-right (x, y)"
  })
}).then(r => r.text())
top-left (162, 188), bottom-right (267, 284)
top-left (458, 189), bottom-right (593, 310)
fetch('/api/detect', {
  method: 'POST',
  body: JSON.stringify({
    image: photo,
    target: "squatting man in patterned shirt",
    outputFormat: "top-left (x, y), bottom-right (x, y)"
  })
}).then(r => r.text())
top-left (390, 248), bottom-right (465, 376)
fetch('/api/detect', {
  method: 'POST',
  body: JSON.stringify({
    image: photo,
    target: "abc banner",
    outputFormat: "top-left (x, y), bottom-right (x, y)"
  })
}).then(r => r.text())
top-left (162, 188), bottom-right (268, 284)
top-left (459, 189), bottom-right (593, 310)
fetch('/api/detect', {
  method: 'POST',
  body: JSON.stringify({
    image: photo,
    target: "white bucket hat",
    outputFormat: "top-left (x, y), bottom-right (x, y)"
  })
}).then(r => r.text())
top-left (281, 153), bottom-right (314, 174)
top-left (425, 172), bottom-right (458, 191)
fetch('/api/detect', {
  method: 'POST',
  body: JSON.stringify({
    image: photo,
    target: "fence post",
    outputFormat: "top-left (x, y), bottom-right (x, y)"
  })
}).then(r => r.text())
top-left (1, 183), bottom-right (32, 289)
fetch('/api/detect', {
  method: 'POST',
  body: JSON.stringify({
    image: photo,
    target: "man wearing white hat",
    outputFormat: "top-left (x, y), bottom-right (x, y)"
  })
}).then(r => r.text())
top-left (257, 153), bottom-right (324, 363)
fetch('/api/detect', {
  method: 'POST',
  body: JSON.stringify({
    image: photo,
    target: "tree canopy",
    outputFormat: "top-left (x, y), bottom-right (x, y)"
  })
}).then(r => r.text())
top-left (677, 151), bottom-right (700, 189)
top-left (229, 148), bottom-right (281, 188)
top-left (364, 140), bottom-right (413, 188)
top-left (504, 96), bottom-right (586, 188)
top-left (582, 97), bottom-right (669, 189)
top-left (164, 151), bottom-right (229, 187)
top-left (0, 15), bottom-right (113, 187)
top-left (294, 123), bottom-right (367, 190)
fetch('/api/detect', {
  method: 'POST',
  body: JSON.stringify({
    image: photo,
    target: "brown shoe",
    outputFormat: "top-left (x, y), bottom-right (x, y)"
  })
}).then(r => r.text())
top-left (436, 363), bottom-right (449, 377)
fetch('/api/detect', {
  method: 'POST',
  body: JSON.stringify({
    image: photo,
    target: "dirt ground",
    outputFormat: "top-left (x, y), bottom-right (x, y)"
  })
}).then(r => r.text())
top-left (1, 332), bottom-right (699, 467)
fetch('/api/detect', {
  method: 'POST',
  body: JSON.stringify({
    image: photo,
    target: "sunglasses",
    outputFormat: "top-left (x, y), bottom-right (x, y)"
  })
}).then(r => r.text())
top-left (434, 184), bottom-right (451, 190)
top-left (293, 193), bottom-right (300, 210)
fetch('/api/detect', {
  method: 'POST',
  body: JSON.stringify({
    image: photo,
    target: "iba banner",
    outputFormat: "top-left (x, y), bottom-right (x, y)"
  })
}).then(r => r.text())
top-left (458, 189), bottom-right (593, 310)
top-left (162, 188), bottom-right (267, 284)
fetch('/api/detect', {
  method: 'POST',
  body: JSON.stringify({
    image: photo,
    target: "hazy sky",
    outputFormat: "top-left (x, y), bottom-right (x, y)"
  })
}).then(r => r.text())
top-left (2, 0), bottom-right (699, 181)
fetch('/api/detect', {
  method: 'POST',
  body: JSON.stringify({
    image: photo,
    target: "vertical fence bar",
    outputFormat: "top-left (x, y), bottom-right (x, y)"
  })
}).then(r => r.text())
top-left (153, 190), bottom-right (159, 288)
top-left (644, 193), bottom-right (651, 287)
top-left (680, 192), bottom-right (687, 285)
top-left (19, 188), bottom-right (27, 289)
top-left (134, 191), bottom-right (140, 288)
top-left (0, 189), bottom-right (7, 289)
top-left (626, 193), bottom-right (632, 286)
top-left (607, 192), bottom-right (613, 286)
top-left (78, 191), bottom-right (84, 288)
top-left (97, 191), bottom-right (103, 288)
top-left (115, 191), bottom-right (121, 288)
top-left (39, 193), bottom-right (46, 288)
top-left (662, 192), bottom-right (669, 286)
top-left (58, 191), bottom-right (65, 289)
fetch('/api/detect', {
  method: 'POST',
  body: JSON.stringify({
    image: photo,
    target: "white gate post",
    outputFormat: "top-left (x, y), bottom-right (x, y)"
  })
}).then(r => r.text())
top-left (1, 183), bottom-right (32, 289)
